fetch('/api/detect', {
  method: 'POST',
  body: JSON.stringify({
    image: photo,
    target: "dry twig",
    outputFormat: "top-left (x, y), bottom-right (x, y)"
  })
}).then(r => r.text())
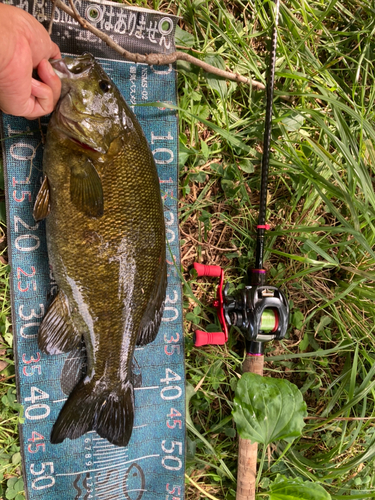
top-left (180, 227), bottom-right (237, 252)
top-left (50, 0), bottom-right (265, 90)
top-left (48, 2), bottom-right (57, 34)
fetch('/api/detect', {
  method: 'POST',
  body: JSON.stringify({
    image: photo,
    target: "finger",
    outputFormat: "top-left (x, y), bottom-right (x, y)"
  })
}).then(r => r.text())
top-left (37, 59), bottom-right (61, 108)
top-left (50, 41), bottom-right (61, 60)
top-left (0, 59), bottom-right (61, 119)
top-left (21, 78), bottom-right (55, 120)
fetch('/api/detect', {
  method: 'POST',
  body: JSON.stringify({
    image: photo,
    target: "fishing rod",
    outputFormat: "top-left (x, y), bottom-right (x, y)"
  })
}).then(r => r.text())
top-left (192, 0), bottom-right (288, 498)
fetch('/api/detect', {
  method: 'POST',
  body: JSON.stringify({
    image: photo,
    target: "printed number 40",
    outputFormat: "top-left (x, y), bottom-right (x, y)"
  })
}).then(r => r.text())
top-left (161, 368), bottom-right (181, 385)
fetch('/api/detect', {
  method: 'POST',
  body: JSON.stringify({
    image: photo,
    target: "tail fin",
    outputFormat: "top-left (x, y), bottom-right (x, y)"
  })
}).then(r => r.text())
top-left (51, 377), bottom-right (134, 447)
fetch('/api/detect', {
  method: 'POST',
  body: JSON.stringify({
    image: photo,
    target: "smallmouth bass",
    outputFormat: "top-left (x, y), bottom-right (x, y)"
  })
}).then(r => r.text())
top-left (33, 53), bottom-right (167, 447)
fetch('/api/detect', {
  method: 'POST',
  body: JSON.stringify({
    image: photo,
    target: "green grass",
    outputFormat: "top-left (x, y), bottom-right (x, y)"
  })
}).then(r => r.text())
top-left (2, 0), bottom-right (375, 499)
top-left (173, 0), bottom-right (375, 498)
top-left (0, 224), bottom-right (24, 499)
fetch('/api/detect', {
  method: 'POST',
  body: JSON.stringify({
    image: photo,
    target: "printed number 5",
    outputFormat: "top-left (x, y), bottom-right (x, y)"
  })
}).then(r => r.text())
top-left (28, 443), bottom-right (45, 454)
top-left (30, 462), bottom-right (54, 475)
top-left (162, 441), bottom-right (182, 455)
top-left (166, 483), bottom-right (181, 494)
top-left (166, 419), bottom-right (182, 429)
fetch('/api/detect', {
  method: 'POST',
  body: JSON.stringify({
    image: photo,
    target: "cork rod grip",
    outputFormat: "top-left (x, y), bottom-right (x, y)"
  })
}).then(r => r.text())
top-left (236, 355), bottom-right (264, 500)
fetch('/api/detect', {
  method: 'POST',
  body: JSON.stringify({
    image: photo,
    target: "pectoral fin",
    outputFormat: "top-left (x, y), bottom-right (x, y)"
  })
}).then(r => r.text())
top-left (33, 176), bottom-right (51, 221)
top-left (70, 158), bottom-right (104, 218)
top-left (39, 291), bottom-right (82, 355)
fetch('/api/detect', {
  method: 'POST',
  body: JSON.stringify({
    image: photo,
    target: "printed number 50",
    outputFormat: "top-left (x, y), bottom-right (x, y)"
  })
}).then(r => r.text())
top-left (30, 462), bottom-right (55, 491)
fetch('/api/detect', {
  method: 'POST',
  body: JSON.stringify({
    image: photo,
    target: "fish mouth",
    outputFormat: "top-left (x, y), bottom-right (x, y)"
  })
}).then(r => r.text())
top-left (70, 137), bottom-right (98, 153)
top-left (50, 55), bottom-right (94, 80)
top-left (50, 59), bottom-right (72, 80)
top-left (55, 109), bottom-right (102, 153)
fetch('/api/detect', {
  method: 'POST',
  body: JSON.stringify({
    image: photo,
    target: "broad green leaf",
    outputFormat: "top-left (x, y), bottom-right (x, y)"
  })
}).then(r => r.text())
top-left (6, 479), bottom-right (17, 490)
top-left (269, 475), bottom-right (331, 500)
top-left (204, 54), bottom-right (228, 100)
top-left (190, 171), bottom-right (206, 183)
top-left (6, 491), bottom-right (17, 500)
top-left (239, 159), bottom-right (254, 173)
top-left (233, 373), bottom-right (307, 445)
top-left (14, 479), bottom-right (23, 493)
top-left (299, 332), bottom-right (310, 352)
top-left (11, 452), bottom-right (21, 466)
top-left (191, 103), bottom-right (210, 120)
top-left (185, 312), bottom-right (199, 322)
top-left (178, 143), bottom-right (195, 167)
top-left (291, 310), bottom-right (304, 330)
top-left (279, 112), bottom-right (306, 132)
top-left (193, 305), bottom-right (201, 315)
top-left (201, 139), bottom-right (210, 160)
top-left (174, 25), bottom-right (195, 47)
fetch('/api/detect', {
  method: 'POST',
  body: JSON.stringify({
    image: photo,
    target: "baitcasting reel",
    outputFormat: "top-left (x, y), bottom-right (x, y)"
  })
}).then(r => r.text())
top-left (193, 263), bottom-right (289, 355)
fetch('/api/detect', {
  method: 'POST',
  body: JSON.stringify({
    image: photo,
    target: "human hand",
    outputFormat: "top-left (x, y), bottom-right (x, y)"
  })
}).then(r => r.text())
top-left (0, 4), bottom-right (61, 120)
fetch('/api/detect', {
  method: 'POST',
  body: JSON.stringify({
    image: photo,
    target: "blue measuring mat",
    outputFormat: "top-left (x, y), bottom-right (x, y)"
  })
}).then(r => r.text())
top-left (0, 1), bottom-right (185, 499)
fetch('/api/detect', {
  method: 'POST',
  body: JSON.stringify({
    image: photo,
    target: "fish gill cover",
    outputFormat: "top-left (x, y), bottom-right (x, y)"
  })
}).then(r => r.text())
top-left (0, 0), bottom-right (184, 498)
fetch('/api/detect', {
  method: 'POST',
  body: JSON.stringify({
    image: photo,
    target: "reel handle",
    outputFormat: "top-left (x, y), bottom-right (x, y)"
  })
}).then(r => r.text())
top-left (194, 330), bottom-right (227, 346)
top-left (193, 263), bottom-right (228, 346)
top-left (236, 354), bottom-right (264, 500)
top-left (194, 263), bottom-right (222, 278)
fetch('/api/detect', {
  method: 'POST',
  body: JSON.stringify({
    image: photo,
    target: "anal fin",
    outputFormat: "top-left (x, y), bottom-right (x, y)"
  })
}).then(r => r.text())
top-left (39, 291), bottom-right (82, 355)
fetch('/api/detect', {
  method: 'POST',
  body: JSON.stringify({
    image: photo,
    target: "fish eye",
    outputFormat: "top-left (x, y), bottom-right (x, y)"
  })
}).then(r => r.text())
top-left (99, 80), bottom-right (111, 93)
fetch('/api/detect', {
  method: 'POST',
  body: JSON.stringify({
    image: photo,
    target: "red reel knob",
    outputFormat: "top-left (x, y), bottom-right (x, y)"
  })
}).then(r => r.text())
top-left (194, 263), bottom-right (222, 278)
top-left (194, 330), bottom-right (227, 346)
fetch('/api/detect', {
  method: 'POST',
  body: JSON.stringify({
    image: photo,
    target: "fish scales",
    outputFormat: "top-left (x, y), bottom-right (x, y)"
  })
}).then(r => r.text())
top-left (33, 54), bottom-right (167, 447)
top-left (46, 134), bottom-right (164, 371)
